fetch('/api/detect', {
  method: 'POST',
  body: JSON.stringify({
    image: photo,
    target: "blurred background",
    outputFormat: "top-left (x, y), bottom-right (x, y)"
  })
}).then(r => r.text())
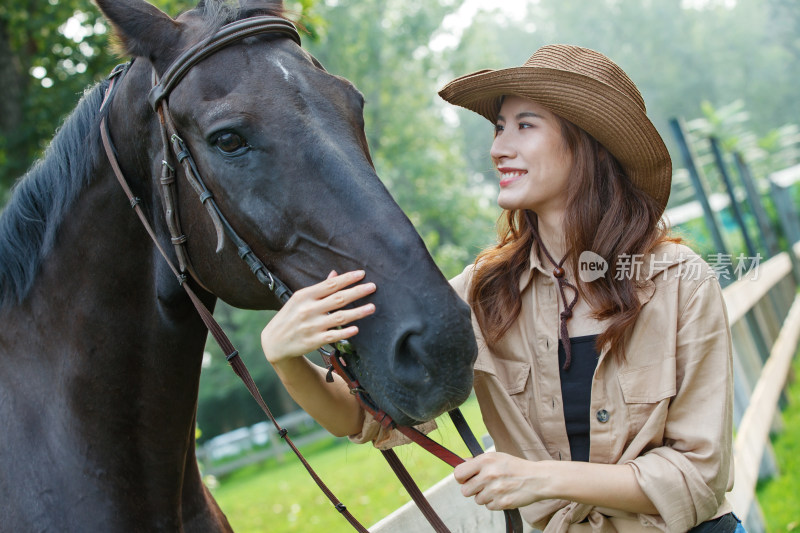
top-left (2, 0), bottom-right (798, 531)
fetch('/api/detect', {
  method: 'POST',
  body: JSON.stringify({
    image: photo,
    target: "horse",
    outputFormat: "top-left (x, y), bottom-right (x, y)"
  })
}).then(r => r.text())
top-left (0, 0), bottom-right (478, 530)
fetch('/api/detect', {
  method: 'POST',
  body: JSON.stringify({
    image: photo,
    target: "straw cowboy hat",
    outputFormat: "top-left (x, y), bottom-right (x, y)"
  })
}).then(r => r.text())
top-left (438, 44), bottom-right (672, 214)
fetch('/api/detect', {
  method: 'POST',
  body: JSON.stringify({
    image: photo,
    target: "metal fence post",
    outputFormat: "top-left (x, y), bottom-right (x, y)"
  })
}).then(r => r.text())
top-left (727, 150), bottom-right (793, 328)
top-left (669, 118), bottom-right (730, 268)
top-left (708, 136), bottom-right (758, 258)
top-left (734, 152), bottom-right (781, 258)
top-left (769, 177), bottom-right (800, 285)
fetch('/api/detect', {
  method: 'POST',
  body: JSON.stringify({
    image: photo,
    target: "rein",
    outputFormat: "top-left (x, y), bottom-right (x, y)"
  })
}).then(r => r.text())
top-left (98, 16), bottom-right (521, 533)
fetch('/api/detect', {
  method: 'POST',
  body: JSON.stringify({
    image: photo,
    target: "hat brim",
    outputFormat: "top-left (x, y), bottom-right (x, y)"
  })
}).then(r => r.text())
top-left (439, 66), bottom-right (671, 214)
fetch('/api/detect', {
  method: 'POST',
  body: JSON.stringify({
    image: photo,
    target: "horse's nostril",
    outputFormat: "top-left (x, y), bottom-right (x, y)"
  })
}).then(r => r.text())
top-left (392, 329), bottom-right (433, 385)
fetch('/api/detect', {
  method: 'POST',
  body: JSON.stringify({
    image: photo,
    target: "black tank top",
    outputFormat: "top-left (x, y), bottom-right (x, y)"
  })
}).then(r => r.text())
top-left (557, 334), bottom-right (600, 462)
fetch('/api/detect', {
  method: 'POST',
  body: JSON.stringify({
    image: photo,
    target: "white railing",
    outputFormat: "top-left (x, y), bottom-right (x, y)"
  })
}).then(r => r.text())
top-left (197, 410), bottom-right (332, 478)
top-left (724, 242), bottom-right (800, 529)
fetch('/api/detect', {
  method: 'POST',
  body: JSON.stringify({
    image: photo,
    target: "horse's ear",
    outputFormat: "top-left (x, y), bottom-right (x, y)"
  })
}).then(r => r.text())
top-left (94, 0), bottom-right (181, 65)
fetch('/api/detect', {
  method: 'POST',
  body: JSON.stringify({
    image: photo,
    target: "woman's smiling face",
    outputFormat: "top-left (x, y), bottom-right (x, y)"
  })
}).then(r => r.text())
top-left (490, 95), bottom-right (573, 217)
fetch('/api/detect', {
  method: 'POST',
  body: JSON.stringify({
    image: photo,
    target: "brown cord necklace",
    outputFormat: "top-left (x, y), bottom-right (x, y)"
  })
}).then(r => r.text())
top-left (525, 211), bottom-right (579, 370)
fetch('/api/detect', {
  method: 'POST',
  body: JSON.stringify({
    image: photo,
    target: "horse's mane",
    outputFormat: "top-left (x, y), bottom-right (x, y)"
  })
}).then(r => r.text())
top-left (0, 80), bottom-right (110, 309)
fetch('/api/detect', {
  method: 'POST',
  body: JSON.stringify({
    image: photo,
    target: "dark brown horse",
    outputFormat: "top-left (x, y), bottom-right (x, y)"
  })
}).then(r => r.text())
top-left (0, 0), bottom-right (477, 530)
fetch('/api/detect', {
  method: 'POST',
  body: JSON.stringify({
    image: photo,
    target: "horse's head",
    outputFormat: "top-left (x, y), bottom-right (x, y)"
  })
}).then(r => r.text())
top-left (95, 0), bottom-right (477, 425)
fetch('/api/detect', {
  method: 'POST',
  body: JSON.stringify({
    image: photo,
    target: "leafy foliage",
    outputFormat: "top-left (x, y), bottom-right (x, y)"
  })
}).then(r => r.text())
top-left (1, 0), bottom-right (112, 198)
top-left (0, 0), bottom-right (198, 201)
top-left (685, 100), bottom-right (800, 191)
top-left (197, 305), bottom-right (303, 440)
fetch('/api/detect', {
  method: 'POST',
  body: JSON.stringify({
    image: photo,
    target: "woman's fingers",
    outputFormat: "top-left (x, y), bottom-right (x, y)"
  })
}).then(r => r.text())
top-left (262, 270), bottom-right (377, 364)
top-left (294, 270), bottom-right (376, 314)
top-left (453, 452), bottom-right (543, 510)
top-left (454, 455), bottom-right (484, 484)
top-left (300, 269), bottom-right (367, 300)
top-left (324, 302), bottom-right (376, 329)
top-left (320, 281), bottom-right (376, 313)
top-left (319, 325), bottom-right (359, 346)
top-left (454, 457), bottom-right (486, 500)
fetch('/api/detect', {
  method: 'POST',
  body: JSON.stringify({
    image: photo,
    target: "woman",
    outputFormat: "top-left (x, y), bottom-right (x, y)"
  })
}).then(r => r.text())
top-left (261, 45), bottom-right (738, 532)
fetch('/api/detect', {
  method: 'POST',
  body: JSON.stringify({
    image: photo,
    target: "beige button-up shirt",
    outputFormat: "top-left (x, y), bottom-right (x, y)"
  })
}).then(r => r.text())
top-left (448, 241), bottom-right (734, 532)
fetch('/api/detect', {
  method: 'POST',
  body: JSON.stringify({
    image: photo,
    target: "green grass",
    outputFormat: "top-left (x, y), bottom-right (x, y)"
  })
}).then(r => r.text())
top-left (209, 395), bottom-right (487, 532)
top-left (756, 353), bottom-right (800, 532)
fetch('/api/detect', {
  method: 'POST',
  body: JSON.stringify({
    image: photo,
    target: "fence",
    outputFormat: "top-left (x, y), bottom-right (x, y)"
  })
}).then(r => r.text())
top-left (197, 410), bottom-right (332, 478)
top-left (370, 162), bottom-right (800, 532)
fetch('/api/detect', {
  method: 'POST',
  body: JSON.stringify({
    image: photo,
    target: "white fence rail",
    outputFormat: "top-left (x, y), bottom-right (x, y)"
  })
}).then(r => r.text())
top-left (197, 410), bottom-right (331, 478)
top-left (724, 242), bottom-right (800, 529)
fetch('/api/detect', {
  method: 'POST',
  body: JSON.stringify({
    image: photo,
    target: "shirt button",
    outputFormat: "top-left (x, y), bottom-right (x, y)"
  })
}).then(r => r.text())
top-left (596, 409), bottom-right (610, 423)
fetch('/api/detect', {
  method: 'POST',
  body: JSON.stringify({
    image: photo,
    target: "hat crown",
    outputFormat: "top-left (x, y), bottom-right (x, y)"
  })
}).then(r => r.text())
top-left (523, 45), bottom-right (646, 113)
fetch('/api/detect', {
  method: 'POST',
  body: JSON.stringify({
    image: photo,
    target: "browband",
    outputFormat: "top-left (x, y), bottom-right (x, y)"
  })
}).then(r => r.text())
top-left (148, 16), bottom-right (301, 110)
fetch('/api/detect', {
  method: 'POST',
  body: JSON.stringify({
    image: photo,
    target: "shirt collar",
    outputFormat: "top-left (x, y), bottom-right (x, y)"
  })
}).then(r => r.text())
top-left (519, 242), bottom-right (551, 292)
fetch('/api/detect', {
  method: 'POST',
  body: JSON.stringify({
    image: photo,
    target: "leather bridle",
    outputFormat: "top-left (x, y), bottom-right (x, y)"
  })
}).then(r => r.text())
top-left (98, 15), bottom-right (522, 533)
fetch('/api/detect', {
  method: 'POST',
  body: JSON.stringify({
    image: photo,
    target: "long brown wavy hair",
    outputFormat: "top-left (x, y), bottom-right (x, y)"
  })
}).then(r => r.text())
top-left (468, 116), bottom-right (675, 359)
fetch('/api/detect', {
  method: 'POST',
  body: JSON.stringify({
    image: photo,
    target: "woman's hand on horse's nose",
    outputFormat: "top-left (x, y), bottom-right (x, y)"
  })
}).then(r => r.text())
top-left (261, 270), bottom-right (377, 364)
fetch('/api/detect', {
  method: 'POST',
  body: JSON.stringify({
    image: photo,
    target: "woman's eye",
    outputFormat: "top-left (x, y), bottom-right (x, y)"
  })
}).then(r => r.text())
top-left (519, 122), bottom-right (533, 129)
top-left (214, 132), bottom-right (248, 154)
top-left (494, 124), bottom-right (504, 134)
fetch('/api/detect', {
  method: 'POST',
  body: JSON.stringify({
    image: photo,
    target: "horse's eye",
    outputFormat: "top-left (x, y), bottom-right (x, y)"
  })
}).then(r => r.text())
top-left (214, 132), bottom-right (247, 154)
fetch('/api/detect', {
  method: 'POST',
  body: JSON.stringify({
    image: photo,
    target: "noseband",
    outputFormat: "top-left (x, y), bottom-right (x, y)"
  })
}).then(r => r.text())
top-left (99, 16), bottom-right (521, 533)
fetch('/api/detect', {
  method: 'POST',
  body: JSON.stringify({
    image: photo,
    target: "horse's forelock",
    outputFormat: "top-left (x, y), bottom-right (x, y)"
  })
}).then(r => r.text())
top-left (195, 0), bottom-right (286, 33)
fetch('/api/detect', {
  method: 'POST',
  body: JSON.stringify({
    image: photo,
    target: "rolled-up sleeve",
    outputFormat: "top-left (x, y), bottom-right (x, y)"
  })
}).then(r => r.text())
top-left (627, 275), bottom-right (734, 532)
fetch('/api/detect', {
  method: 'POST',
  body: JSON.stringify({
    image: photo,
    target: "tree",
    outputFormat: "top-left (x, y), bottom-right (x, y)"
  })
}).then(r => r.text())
top-left (1, 0), bottom-right (110, 199)
top-left (196, 304), bottom-right (303, 440)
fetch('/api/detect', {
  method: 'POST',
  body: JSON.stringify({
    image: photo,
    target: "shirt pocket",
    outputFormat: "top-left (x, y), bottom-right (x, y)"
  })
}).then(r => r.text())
top-left (475, 358), bottom-right (532, 421)
top-left (617, 357), bottom-right (676, 436)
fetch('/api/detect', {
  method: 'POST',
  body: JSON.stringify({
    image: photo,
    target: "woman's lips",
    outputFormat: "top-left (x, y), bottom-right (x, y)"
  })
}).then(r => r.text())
top-left (498, 167), bottom-right (527, 187)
